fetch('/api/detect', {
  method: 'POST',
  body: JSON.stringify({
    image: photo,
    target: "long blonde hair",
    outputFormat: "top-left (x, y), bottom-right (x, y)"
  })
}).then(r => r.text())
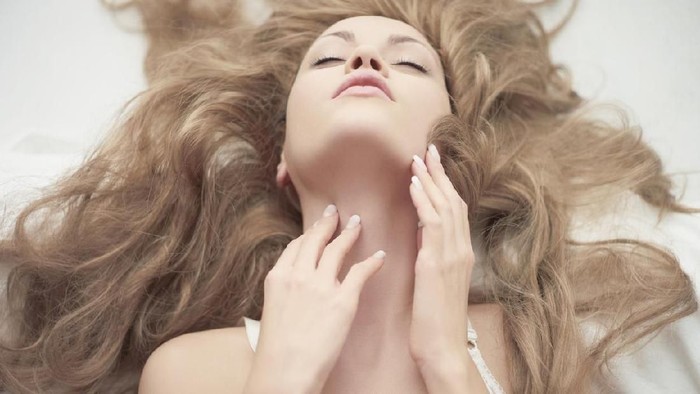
top-left (1, 0), bottom-right (697, 392)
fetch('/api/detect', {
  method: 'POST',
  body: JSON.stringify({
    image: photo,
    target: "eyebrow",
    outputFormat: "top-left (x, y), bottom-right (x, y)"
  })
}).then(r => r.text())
top-left (318, 30), bottom-right (437, 58)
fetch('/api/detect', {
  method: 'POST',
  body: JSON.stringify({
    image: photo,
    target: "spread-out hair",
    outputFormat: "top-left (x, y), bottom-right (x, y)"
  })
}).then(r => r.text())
top-left (1, 0), bottom-right (697, 392)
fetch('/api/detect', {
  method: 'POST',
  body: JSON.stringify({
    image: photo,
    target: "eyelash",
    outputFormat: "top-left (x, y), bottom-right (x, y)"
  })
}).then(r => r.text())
top-left (312, 55), bottom-right (429, 73)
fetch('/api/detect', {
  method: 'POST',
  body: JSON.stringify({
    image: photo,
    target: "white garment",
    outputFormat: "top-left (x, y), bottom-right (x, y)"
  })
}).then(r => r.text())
top-left (467, 319), bottom-right (507, 394)
top-left (242, 316), bottom-right (506, 393)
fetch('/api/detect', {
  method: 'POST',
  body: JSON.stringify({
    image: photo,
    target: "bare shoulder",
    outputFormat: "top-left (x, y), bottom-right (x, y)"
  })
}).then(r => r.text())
top-left (139, 325), bottom-right (254, 393)
top-left (468, 303), bottom-right (512, 393)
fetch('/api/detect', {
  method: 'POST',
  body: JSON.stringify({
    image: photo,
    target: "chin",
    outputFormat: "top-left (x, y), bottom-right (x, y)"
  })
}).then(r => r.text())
top-left (327, 106), bottom-right (395, 136)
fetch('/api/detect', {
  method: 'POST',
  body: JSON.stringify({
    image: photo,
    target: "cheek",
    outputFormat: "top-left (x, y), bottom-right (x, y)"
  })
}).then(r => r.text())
top-left (286, 76), bottom-right (327, 128)
top-left (402, 83), bottom-right (451, 125)
top-left (395, 84), bottom-right (451, 154)
top-left (284, 76), bottom-right (329, 160)
top-left (286, 81), bottom-right (307, 124)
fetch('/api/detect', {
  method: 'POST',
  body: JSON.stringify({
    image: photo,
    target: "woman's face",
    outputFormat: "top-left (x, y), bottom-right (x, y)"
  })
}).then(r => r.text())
top-left (280, 15), bottom-right (451, 192)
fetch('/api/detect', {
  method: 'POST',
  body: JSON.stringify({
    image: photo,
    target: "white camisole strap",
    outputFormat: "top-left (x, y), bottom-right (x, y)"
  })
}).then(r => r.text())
top-left (242, 316), bottom-right (260, 352)
top-left (242, 316), bottom-right (505, 393)
top-left (468, 318), bottom-right (506, 394)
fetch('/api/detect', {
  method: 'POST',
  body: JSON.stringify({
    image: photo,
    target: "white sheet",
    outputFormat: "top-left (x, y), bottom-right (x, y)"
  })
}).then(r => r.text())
top-left (570, 191), bottom-right (700, 392)
top-left (0, 1), bottom-right (698, 392)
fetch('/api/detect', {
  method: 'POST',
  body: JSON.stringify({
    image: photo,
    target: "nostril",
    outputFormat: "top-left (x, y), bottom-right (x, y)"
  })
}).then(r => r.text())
top-left (351, 56), bottom-right (382, 71)
top-left (352, 57), bottom-right (362, 69)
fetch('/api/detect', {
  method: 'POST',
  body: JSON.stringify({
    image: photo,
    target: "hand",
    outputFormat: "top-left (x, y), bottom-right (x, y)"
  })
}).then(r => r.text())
top-left (251, 205), bottom-right (386, 391)
top-left (407, 144), bottom-right (475, 368)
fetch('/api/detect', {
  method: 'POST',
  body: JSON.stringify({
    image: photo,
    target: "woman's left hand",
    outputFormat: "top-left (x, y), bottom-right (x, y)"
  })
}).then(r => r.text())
top-left (407, 143), bottom-right (475, 370)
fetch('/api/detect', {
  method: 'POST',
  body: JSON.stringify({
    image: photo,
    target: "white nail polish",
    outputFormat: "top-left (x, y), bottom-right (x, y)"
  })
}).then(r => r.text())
top-left (373, 250), bottom-right (386, 259)
top-left (346, 214), bottom-right (361, 229)
top-left (411, 176), bottom-right (423, 190)
top-left (323, 204), bottom-right (337, 217)
top-left (412, 155), bottom-right (427, 171)
top-left (428, 144), bottom-right (440, 162)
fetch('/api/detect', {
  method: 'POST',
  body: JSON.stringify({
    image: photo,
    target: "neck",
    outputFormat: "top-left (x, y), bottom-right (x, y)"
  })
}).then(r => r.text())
top-left (294, 155), bottom-right (421, 369)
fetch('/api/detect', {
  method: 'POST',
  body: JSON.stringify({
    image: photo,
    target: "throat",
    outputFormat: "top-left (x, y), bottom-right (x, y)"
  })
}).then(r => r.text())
top-left (322, 346), bottom-right (429, 394)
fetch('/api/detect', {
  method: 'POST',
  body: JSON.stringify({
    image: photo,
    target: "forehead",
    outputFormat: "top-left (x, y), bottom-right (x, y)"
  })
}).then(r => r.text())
top-left (322, 15), bottom-right (425, 39)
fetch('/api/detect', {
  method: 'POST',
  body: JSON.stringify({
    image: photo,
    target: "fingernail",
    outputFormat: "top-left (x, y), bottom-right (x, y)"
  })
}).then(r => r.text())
top-left (412, 154), bottom-right (427, 171)
top-left (323, 204), bottom-right (337, 217)
top-left (411, 175), bottom-right (423, 190)
top-left (373, 250), bottom-right (386, 259)
top-left (346, 214), bottom-right (361, 229)
top-left (428, 144), bottom-right (440, 162)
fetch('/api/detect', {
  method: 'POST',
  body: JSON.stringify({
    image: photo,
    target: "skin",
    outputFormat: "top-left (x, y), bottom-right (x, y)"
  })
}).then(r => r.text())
top-left (275, 15), bottom-right (510, 393)
top-left (277, 14), bottom-right (448, 381)
top-left (140, 15), bottom-right (511, 394)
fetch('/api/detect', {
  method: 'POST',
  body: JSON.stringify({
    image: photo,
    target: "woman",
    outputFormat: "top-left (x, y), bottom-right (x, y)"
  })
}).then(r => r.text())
top-left (0, 0), bottom-right (697, 393)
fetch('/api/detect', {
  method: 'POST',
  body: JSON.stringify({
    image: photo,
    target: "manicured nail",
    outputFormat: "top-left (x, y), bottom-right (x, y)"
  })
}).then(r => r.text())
top-left (412, 154), bottom-right (427, 171)
top-left (373, 250), bottom-right (386, 259)
top-left (323, 204), bottom-right (337, 217)
top-left (346, 214), bottom-right (361, 229)
top-left (428, 144), bottom-right (440, 162)
top-left (411, 176), bottom-right (423, 190)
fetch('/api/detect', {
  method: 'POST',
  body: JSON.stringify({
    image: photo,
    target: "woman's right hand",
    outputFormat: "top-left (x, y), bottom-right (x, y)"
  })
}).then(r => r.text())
top-left (244, 204), bottom-right (386, 393)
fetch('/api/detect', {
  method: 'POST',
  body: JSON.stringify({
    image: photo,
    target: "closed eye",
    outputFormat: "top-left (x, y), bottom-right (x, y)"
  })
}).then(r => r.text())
top-left (394, 58), bottom-right (428, 73)
top-left (312, 56), bottom-right (429, 73)
top-left (312, 56), bottom-right (344, 66)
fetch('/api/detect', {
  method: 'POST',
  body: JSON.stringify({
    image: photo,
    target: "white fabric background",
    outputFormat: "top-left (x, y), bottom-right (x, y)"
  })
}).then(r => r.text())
top-left (0, 1), bottom-right (698, 392)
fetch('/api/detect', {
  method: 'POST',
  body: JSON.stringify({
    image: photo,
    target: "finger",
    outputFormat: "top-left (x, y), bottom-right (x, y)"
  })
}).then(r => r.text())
top-left (340, 251), bottom-right (386, 299)
top-left (411, 156), bottom-right (453, 245)
top-left (294, 204), bottom-right (339, 273)
top-left (316, 214), bottom-right (362, 282)
top-left (409, 175), bottom-right (441, 247)
top-left (412, 155), bottom-right (455, 248)
top-left (412, 154), bottom-right (442, 208)
top-left (462, 200), bottom-right (473, 250)
top-left (273, 234), bottom-right (305, 271)
top-left (424, 144), bottom-right (470, 250)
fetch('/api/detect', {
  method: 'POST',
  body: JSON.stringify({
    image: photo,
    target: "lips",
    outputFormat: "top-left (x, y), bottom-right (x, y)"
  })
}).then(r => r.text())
top-left (332, 70), bottom-right (394, 101)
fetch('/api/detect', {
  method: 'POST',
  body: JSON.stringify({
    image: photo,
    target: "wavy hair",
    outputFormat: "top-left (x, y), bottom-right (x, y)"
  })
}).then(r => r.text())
top-left (1, 0), bottom-right (697, 392)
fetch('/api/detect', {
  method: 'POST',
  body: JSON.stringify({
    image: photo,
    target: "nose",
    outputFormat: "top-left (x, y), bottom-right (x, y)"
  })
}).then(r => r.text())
top-left (344, 45), bottom-right (389, 77)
